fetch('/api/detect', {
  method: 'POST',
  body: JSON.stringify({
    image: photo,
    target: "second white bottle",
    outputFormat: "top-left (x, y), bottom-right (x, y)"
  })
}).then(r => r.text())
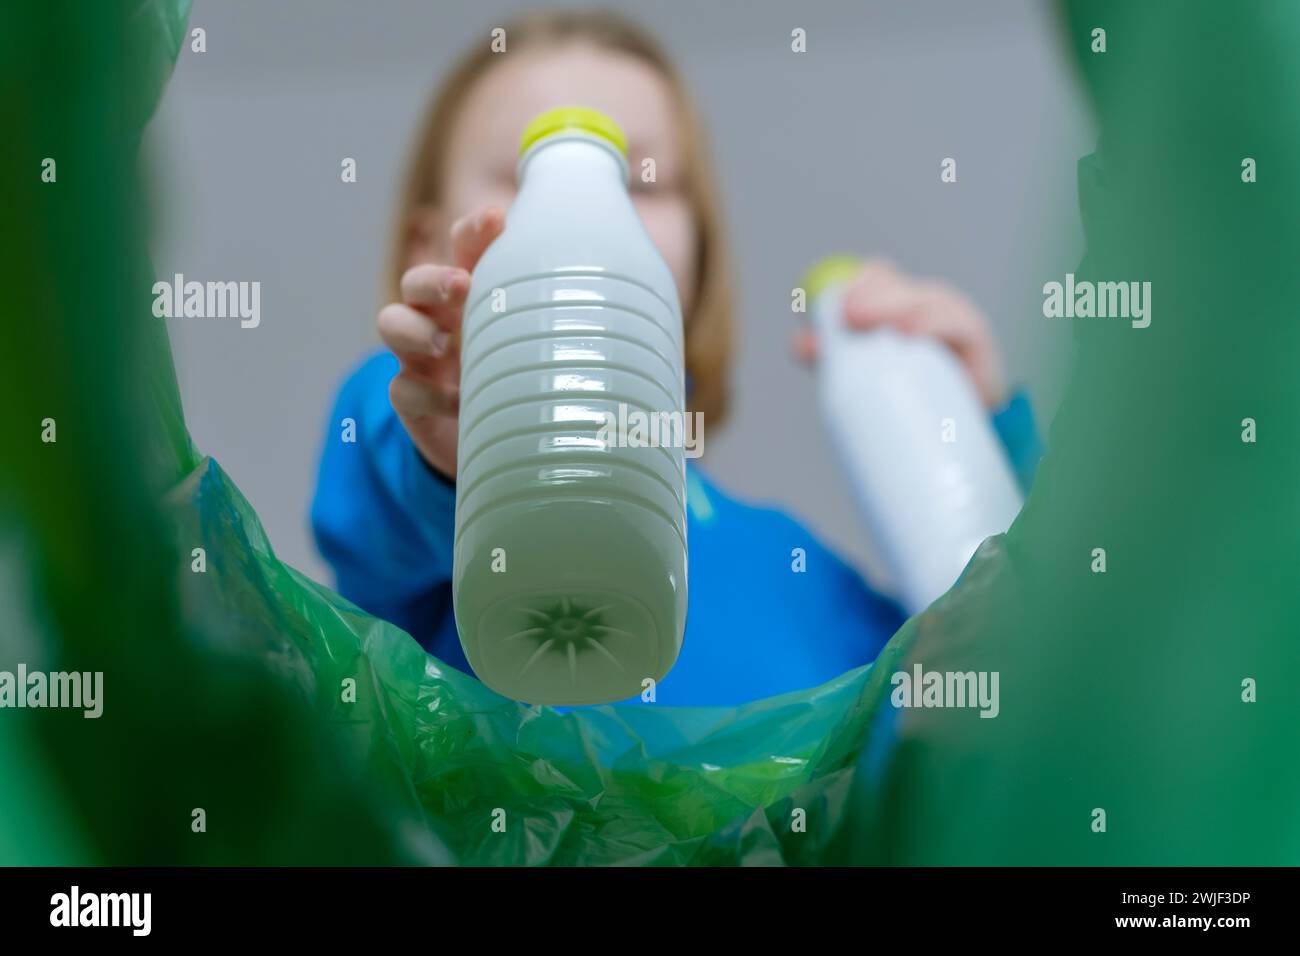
top-left (802, 256), bottom-right (1024, 615)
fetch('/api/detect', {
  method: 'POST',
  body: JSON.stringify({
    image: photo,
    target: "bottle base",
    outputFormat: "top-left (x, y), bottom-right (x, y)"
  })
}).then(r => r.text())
top-left (469, 586), bottom-right (663, 706)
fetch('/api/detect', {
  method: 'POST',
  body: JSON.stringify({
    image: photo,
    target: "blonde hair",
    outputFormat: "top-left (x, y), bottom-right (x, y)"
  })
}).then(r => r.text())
top-left (388, 9), bottom-right (735, 427)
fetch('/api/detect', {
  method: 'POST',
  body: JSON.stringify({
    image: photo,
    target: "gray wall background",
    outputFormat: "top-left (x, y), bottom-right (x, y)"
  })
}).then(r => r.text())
top-left (147, 0), bottom-right (1093, 588)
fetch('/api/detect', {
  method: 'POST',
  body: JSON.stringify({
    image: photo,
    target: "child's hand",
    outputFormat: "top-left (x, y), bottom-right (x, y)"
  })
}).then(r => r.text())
top-left (793, 259), bottom-right (1008, 408)
top-left (378, 205), bottom-right (506, 479)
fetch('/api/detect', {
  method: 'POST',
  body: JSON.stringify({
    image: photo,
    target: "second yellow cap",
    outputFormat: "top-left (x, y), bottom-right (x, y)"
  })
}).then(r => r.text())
top-left (800, 255), bottom-right (865, 302)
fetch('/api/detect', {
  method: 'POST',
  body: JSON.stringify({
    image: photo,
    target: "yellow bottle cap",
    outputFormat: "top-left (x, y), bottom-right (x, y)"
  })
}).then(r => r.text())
top-left (519, 106), bottom-right (629, 159)
top-left (800, 254), bottom-right (865, 302)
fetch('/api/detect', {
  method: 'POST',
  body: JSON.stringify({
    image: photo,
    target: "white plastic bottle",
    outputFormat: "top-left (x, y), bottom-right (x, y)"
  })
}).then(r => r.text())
top-left (802, 256), bottom-right (1023, 615)
top-left (453, 107), bottom-right (687, 706)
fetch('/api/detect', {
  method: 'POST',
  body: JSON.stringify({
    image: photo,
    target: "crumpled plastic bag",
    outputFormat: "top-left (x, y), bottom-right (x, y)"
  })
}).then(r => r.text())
top-left (169, 456), bottom-right (885, 864)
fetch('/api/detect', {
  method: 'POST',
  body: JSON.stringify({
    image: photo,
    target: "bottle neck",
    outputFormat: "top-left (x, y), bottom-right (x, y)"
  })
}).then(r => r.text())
top-left (517, 134), bottom-right (629, 190)
top-left (810, 285), bottom-right (849, 343)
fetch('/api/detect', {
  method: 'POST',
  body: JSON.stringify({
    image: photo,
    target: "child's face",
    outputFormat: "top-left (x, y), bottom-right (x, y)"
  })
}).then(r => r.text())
top-left (426, 43), bottom-right (699, 316)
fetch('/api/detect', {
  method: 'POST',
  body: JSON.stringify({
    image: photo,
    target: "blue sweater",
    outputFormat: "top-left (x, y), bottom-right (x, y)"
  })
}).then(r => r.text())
top-left (311, 351), bottom-right (1042, 707)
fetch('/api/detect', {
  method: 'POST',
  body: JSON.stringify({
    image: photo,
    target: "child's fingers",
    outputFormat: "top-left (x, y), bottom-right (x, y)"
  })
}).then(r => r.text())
top-left (449, 205), bottom-right (506, 271)
top-left (792, 326), bottom-right (818, 364)
top-left (399, 264), bottom-right (470, 323)
top-left (842, 281), bottom-right (924, 330)
top-left (840, 259), bottom-right (917, 328)
top-left (378, 302), bottom-right (457, 357)
top-left (840, 275), bottom-right (981, 353)
top-left (390, 366), bottom-right (459, 419)
top-left (903, 303), bottom-right (979, 351)
top-left (911, 282), bottom-right (989, 347)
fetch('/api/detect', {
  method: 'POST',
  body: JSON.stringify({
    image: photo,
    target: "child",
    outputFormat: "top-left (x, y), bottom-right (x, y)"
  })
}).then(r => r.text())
top-left (311, 10), bottom-right (1041, 707)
